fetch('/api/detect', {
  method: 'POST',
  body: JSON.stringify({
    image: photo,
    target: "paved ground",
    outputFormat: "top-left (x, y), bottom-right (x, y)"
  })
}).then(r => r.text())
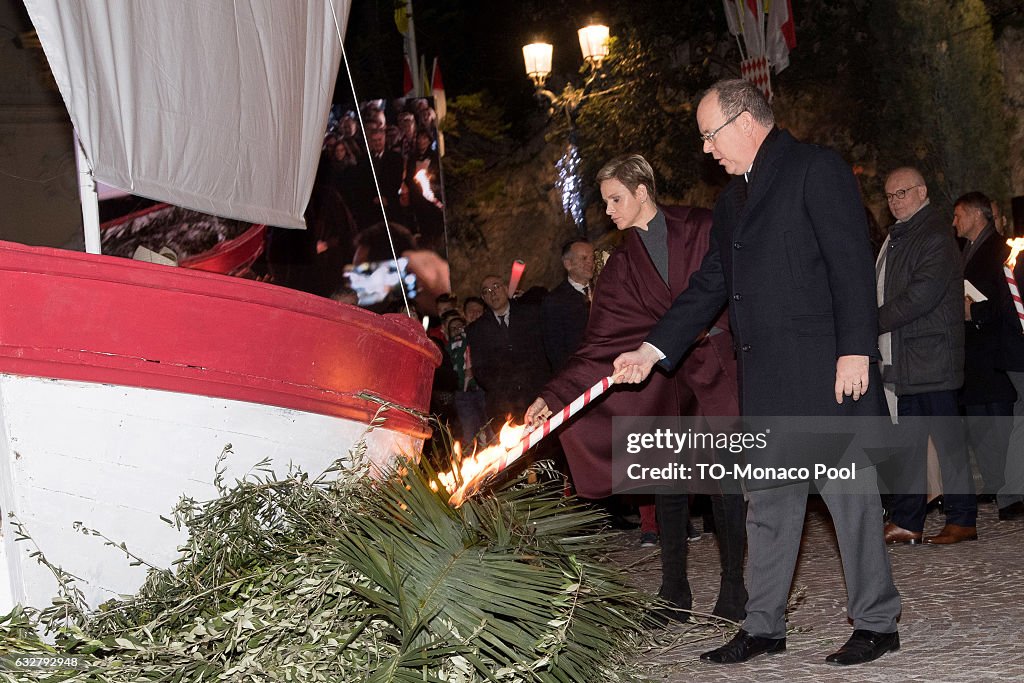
top-left (616, 499), bottom-right (1024, 682)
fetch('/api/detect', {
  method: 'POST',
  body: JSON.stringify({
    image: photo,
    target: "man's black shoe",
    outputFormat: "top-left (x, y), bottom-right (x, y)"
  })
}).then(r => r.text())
top-left (825, 629), bottom-right (899, 666)
top-left (999, 501), bottom-right (1024, 521)
top-left (699, 629), bottom-right (785, 663)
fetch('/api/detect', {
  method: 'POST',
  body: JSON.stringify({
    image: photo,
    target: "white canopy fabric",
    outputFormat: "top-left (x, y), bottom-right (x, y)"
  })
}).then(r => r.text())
top-left (24, 0), bottom-right (347, 229)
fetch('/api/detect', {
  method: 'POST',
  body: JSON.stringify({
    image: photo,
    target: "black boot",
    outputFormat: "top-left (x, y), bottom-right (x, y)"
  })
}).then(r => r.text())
top-left (710, 493), bottom-right (747, 621)
top-left (654, 493), bottom-right (692, 623)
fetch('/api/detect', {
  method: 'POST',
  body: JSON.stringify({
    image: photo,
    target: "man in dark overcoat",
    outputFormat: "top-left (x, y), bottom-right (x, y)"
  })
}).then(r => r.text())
top-left (954, 192), bottom-right (1016, 500)
top-left (541, 239), bottom-right (595, 373)
top-left (466, 275), bottom-right (550, 427)
top-left (614, 79), bottom-right (901, 666)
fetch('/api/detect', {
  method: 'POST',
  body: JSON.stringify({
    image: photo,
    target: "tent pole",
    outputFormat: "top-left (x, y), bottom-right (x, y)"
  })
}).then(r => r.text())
top-left (75, 133), bottom-right (102, 254)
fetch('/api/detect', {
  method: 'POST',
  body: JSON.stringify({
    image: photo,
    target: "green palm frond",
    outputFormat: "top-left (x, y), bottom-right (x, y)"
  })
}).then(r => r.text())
top-left (330, 462), bottom-right (649, 681)
top-left (0, 436), bottom-right (654, 682)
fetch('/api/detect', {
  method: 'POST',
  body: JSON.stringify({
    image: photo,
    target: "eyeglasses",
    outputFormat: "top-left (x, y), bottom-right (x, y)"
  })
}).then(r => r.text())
top-left (885, 185), bottom-right (921, 202)
top-left (482, 284), bottom-right (505, 295)
top-left (699, 110), bottom-right (743, 144)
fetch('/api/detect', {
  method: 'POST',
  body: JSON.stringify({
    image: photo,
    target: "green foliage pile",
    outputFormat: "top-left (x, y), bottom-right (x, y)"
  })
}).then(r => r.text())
top-left (0, 452), bottom-right (652, 682)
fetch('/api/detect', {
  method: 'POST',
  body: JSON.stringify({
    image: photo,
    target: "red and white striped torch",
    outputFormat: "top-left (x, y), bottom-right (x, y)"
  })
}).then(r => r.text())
top-left (445, 375), bottom-right (616, 506)
top-left (1005, 238), bottom-right (1024, 333)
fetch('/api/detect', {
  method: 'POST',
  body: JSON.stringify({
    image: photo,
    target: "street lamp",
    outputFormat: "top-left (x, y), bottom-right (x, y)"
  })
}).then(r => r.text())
top-left (577, 24), bottom-right (610, 69)
top-left (521, 21), bottom-right (610, 98)
top-left (521, 22), bottom-right (611, 234)
top-left (522, 42), bottom-right (553, 88)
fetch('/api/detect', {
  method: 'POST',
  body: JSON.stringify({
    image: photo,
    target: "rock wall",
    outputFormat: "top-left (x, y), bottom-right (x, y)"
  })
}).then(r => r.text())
top-left (446, 128), bottom-right (590, 302)
top-left (999, 26), bottom-right (1024, 201)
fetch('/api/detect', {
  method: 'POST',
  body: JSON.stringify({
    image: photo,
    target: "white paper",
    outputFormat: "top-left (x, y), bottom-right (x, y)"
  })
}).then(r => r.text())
top-left (964, 280), bottom-right (988, 302)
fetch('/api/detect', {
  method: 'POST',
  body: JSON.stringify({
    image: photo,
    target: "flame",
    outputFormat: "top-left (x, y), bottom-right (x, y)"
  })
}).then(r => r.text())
top-left (438, 419), bottom-right (527, 507)
top-left (1007, 238), bottom-right (1024, 270)
top-left (413, 169), bottom-right (436, 204)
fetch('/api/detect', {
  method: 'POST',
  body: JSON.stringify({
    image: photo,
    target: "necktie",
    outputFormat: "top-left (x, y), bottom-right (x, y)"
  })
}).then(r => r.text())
top-left (582, 284), bottom-right (592, 306)
top-left (499, 314), bottom-right (509, 330)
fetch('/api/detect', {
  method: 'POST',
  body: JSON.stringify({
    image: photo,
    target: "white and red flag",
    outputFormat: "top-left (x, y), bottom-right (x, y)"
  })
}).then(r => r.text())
top-left (431, 57), bottom-right (446, 122)
top-left (766, 0), bottom-right (796, 73)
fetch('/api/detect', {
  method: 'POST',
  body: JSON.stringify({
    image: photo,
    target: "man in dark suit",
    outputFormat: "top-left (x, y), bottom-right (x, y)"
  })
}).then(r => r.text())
top-left (613, 79), bottom-right (901, 666)
top-left (351, 126), bottom-right (406, 230)
top-left (466, 275), bottom-right (550, 428)
top-left (542, 239), bottom-right (595, 373)
top-left (954, 192), bottom-right (1016, 501)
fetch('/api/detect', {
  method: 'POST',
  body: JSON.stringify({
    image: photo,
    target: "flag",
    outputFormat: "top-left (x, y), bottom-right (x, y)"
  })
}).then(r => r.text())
top-left (394, 4), bottom-right (409, 35)
top-left (738, 0), bottom-right (765, 59)
top-left (419, 54), bottom-right (430, 98)
top-left (740, 55), bottom-right (772, 102)
top-left (430, 57), bottom-right (446, 123)
top-left (766, 0), bottom-right (796, 73)
top-left (722, 0), bottom-right (741, 37)
top-left (402, 56), bottom-right (415, 98)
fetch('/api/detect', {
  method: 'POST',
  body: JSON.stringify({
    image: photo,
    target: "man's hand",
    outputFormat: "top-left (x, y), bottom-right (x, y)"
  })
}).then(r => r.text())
top-left (525, 397), bottom-right (551, 428)
top-left (835, 354), bottom-right (870, 403)
top-left (403, 250), bottom-right (451, 298)
top-left (964, 296), bottom-right (974, 322)
top-left (613, 344), bottom-right (661, 384)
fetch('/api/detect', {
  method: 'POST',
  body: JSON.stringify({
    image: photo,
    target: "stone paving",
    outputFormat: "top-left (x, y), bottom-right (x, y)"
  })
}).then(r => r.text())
top-left (617, 499), bottom-right (1024, 682)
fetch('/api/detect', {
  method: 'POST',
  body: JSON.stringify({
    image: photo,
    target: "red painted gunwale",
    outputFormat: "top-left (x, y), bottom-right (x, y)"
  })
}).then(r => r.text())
top-left (0, 241), bottom-right (439, 438)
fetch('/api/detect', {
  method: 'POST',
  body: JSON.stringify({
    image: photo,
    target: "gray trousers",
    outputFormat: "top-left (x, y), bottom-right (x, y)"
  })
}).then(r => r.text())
top-left (997, 371), bottom-right (1024, 509)
top-left (742, 471), bottom-right (902, 639)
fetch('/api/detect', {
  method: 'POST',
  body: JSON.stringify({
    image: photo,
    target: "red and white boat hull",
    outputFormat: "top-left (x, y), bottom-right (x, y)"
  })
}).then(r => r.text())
top-left (0, 241), bottom-right (438, 611)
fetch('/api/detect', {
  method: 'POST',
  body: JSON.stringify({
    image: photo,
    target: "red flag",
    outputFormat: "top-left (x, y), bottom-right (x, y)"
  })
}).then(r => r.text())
top-left (402, 56), bottom-right (415, 98)
top-left (431, 58), bottom-right (446, 122)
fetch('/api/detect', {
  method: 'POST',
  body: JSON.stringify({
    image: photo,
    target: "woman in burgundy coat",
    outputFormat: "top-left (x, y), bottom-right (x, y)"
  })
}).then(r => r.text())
top-left (526, 154), bottom-right (747, 621)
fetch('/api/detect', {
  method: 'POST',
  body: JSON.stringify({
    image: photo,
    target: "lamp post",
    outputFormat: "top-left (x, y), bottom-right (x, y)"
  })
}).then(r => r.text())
top-left (522, 22), bottom-right (610, 234)
top-left (522, 22), bottom-right (609, 107)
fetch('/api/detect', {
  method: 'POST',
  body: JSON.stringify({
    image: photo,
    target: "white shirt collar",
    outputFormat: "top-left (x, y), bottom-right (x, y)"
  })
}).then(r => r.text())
top-left (567, 277), bottom-right (589, 294)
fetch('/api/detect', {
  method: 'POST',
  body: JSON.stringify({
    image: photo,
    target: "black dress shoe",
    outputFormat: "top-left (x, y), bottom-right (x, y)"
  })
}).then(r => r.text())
top-left (825, 629), bottom-right (899, 665)
top-left (700, 629), bottom-right (785, 663)
top-left (999, 500), bottom-right (1024, 521)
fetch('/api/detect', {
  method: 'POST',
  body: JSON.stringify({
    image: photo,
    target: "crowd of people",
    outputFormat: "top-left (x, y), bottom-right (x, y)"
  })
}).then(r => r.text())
top-left (262, 97), bottom-right (445, 300)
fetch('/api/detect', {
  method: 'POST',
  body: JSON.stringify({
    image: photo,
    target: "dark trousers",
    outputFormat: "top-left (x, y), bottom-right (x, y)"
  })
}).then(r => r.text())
top-left (656, 493), bottom-right (747, 620)
top-left (890, 390), bottom-right (976, 531)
